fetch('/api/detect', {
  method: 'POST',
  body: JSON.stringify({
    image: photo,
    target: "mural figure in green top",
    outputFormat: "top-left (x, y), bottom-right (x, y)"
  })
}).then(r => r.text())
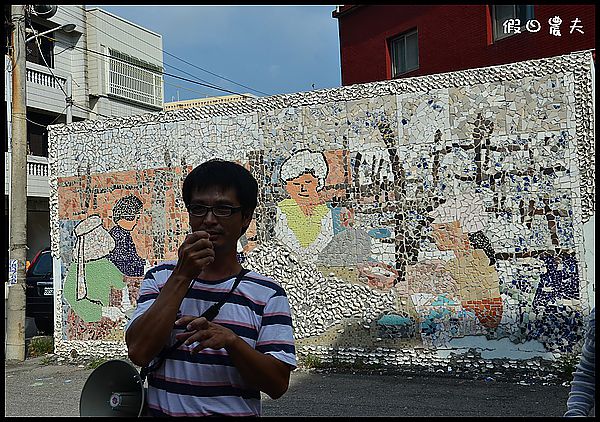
top-left (63, 215), bottom-right (126, 323)
top-left (274, 149), bottom-right (334, 263)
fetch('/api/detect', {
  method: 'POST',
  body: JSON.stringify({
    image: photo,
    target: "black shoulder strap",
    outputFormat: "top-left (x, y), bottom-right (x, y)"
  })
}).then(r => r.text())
top-left (140, 268), bottom-right (250, 381)
top-left (200, 268), bottom-right (250, 321)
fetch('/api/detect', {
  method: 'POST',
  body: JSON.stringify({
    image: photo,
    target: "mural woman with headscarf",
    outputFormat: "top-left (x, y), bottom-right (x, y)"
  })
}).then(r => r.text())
top-left (275, 149), bottom-right (335, 263)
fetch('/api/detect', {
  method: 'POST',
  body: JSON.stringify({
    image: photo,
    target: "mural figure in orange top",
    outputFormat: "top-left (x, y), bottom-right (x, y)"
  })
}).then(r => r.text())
top-left (428, 192), bottom-right (503, 329)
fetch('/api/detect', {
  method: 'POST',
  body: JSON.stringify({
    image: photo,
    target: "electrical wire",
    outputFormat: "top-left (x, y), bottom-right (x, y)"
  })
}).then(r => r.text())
top-left (25, 105), bottom-right (69, 130)
top-left (77, 6), bottom-right (270, 96)
top-left (30, 24), bottom-right (70, 99)
top-left (27, 21), bottom-right (114, 120)
top-left (60, 6), bottom-right (270, 96)
top-left (47, 7), bottom-right (227, 95)
top-left (70, 102), bottom-right (112, 119)
top-left (22, 13), bottom-right (257, 122)
top-left (163, 80), bottom-right (215, 99)
top-left (32, 27), bottom-right (256, 99)
top-left (67, 41), bottom-right (253, 97)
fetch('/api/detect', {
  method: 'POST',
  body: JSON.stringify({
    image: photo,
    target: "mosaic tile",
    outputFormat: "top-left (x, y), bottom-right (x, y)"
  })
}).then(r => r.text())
top-left (47, 52), bottom-right (595, 374)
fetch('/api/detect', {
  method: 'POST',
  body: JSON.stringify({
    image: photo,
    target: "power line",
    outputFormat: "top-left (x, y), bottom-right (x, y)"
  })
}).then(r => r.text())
top-left (163, 80), bottom-right (215, 99)
top-left (30, 31), bottom-right (245, 120)
top-left (58, 6), bottom-right (230, 94)
top-left (67, 41), bottom-right (254, 97)
top-left (25, 19), bottom-right (256, 122)
top-left (61, 6), bottom-right (270, 97)
top-left (27, 22), bottom-right (115, 120)
top-left (37, 30), bottom-right (253, 98)
top-left (25, 105), bottom-right (69, 130)
top-left (84, 6), bottom-right (271, 96)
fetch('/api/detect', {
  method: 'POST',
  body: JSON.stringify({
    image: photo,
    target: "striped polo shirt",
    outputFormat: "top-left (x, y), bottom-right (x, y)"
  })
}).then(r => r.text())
top-left (125, 261), bottom-right (297, 417)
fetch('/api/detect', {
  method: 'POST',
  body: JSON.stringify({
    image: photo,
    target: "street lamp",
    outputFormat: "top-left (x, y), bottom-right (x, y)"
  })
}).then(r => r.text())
top-left (25, 23), bottom-right (76, 43)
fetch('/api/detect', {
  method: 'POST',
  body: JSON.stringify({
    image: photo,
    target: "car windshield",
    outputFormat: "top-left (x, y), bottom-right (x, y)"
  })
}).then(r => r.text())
top-left (30, 252), bottom-right (52, 276)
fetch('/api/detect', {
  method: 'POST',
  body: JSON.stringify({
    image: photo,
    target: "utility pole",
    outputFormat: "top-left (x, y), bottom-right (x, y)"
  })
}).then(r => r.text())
top-left (6, 4), bottom-right (29, 361)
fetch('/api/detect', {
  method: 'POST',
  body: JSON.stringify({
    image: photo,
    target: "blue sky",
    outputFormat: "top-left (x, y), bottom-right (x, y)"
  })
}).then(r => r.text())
top-left (89, 5), bottom-right (341, 101)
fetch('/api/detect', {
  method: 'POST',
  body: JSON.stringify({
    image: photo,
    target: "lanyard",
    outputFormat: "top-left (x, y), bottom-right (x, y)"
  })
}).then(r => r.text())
top-left (140, 268), bottom-right (250, 381)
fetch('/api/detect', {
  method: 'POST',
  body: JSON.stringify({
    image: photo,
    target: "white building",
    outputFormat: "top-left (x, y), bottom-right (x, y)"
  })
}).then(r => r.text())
top-left (4, 5), bottom-right (164, 262)
top-left (164, 93), bottom-right (256, 111)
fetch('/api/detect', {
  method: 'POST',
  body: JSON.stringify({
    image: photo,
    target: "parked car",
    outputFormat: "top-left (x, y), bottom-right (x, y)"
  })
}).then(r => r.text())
top-left (26, 247), bottom-right (53, 334)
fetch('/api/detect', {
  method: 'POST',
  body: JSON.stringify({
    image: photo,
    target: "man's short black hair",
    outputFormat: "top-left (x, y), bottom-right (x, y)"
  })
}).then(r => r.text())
top-left (182, 159), bottom-right (258, 217)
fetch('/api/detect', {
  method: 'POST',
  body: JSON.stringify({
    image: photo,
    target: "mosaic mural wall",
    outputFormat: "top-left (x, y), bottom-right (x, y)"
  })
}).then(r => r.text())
top-left (48, 52), bottom-right (595, 375)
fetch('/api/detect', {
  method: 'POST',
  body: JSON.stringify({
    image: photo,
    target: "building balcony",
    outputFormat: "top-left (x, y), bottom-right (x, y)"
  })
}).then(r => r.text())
top-left (5, 55), bottom-right (86, 119)
top-left (25, 61), bottom-right (73, 116)
top-left (5, 153), bottom-right (50, 198)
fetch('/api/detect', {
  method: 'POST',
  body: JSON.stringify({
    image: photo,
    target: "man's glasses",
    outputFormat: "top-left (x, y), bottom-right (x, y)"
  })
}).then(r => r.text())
top-left (187, 204), bottom-right (243, 218)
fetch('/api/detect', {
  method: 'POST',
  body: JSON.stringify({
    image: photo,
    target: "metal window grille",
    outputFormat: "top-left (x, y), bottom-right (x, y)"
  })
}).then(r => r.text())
top-left (108, 49), bottom-right (163, 108)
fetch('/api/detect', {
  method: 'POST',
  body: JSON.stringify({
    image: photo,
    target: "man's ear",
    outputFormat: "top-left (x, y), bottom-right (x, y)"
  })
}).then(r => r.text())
top-left (240, 209), bottom-right (255, 236)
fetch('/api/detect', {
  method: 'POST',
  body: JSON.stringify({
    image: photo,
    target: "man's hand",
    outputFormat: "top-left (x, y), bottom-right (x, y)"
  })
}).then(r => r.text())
top-left (174, 316), bottom-right (238, 354)
top-left (173, 231), bottom-right (215, 280)
top-left (174, 315), bottom-right (291, 399)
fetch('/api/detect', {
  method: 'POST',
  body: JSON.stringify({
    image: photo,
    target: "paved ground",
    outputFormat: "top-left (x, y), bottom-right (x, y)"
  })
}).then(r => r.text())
top-left (5, 355), bottom-right (571, 417)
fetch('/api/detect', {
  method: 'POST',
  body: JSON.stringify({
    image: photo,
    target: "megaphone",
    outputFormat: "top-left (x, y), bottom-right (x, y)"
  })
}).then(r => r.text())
top-left (79, 359), bottom-right (146, 417)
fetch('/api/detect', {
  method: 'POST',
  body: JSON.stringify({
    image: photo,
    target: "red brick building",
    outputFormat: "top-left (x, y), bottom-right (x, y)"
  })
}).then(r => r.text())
top-left (333, 5), bottom-right (595, 86)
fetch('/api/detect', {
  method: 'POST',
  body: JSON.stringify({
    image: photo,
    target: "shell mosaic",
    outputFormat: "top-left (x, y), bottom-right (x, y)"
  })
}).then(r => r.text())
top-left (47, 52), bottom-right (595, 376)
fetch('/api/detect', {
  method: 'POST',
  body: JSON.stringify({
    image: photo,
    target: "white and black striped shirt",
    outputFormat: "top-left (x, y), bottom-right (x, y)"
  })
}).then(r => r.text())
top-left (126, 261), bottom-right (297, 416)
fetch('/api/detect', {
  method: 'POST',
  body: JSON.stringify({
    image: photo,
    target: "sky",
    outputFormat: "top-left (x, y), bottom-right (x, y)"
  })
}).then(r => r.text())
top-left (89, 5), bottom-right (342, 102)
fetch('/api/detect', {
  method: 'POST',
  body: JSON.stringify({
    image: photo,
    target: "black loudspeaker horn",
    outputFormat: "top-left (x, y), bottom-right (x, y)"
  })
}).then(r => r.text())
top-left (79, 359), bottom-right (146, 417)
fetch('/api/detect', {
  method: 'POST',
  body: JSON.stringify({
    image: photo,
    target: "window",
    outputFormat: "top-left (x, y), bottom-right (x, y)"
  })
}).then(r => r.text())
top-left (491, 5), bottom-right (534, 41)
top-left (389, 29), bottom-right (419, 78)
top-left (107, 48), bottom-right (163, 108)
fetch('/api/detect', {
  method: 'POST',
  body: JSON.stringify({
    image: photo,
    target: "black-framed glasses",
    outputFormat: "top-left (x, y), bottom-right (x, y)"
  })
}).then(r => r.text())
top-left (187, 204), bottom-right (243, 218)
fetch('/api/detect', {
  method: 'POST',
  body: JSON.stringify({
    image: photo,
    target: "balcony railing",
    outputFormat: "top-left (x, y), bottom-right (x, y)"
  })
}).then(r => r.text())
top-left (4, 153), bottom-right (50, 197)
top-left (27, 66), bottom-right (67, 91)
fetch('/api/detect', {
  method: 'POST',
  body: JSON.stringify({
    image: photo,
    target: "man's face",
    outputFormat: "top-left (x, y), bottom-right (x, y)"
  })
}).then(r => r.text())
top-left (187, 186), bottom-right (252, 254)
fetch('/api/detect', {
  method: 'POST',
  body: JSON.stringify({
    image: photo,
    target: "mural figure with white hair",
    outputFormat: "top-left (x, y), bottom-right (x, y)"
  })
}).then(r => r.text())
top-left (275, 149), bottom-right (334, 263)
top-left (428, 191), bottom-right (503, 329)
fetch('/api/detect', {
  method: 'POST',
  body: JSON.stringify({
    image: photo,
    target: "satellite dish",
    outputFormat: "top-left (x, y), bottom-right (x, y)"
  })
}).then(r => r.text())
top-left (32, 5), bottom-right (58, 19)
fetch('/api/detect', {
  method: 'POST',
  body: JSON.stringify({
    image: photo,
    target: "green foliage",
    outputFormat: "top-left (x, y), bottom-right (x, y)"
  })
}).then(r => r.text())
top-left (27, 336), bottom-right (53, 358)
top-left (86, 357), bottom-right (109, 370)
top-left (300, 353), bottom-right (385, 371)
top-left (331, 356), bottom-right (384, 371)
top-left (556, 353), bottom-right (581, 381)
top-left (301, 353), bottom-right (324, 369)
top-left (40, 355), bottom-right (55, 366)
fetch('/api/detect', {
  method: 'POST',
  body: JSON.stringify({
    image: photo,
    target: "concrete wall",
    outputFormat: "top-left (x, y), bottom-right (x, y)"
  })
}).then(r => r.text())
top-left (47, 52), bottom-right (595, 378)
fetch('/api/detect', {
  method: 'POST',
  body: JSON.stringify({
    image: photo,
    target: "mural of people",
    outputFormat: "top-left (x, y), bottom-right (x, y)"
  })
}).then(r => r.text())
top-left (275, 149), bottom-right (334, 262)
top-left (106, 195), bottom-right (146, 277)
top-left (63, 215), bottom-right (126, 323)
top-left (427, 192), bottom-right (503, 330)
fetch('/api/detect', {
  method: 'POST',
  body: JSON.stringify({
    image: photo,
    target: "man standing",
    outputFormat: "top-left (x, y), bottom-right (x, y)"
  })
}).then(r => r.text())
top-left (126, 159), bottom-right (296, 416)
top-left (564, 307), bottom-right (595, 417)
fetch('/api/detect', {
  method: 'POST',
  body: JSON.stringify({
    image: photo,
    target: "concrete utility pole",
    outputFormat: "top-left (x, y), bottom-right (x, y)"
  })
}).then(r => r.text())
top-left (6, 4), bottom-right (29, 361)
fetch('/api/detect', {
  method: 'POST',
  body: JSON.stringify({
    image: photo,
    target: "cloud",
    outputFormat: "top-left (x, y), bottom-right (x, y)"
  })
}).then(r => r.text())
top-left (89, 5), bottom-right (341, 98)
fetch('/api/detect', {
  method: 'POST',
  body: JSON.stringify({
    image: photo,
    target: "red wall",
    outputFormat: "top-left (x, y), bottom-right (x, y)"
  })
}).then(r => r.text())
top-left (337, 5), bottom-right (596, 86)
